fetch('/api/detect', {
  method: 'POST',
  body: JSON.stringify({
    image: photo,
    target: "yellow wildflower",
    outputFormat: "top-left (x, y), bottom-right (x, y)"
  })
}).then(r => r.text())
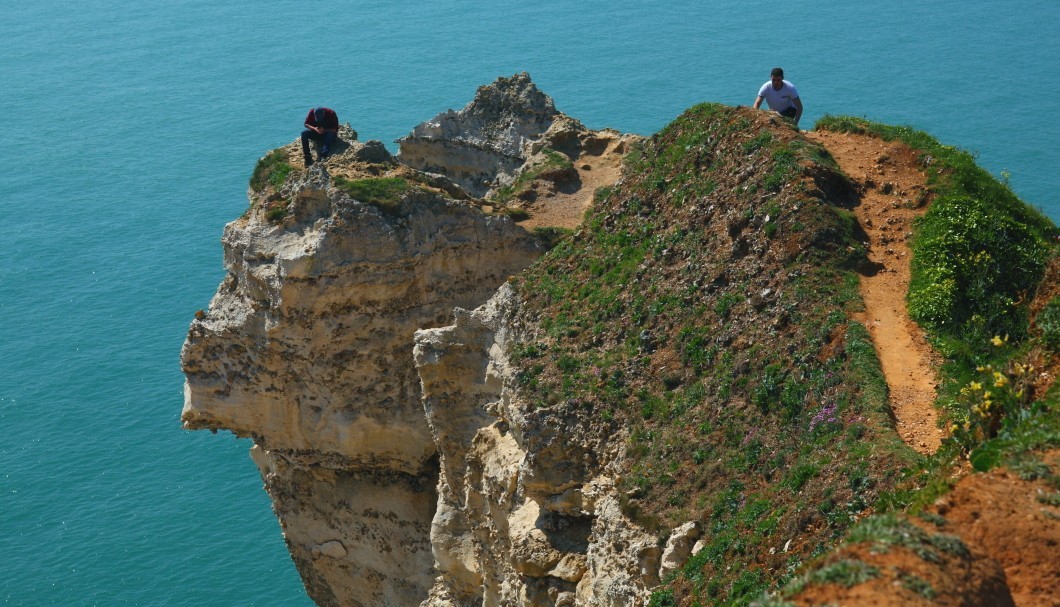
top-left (993, 372), bottom-right (1009, 388)
top-left (969, 381), bottom-right (982, 391)
top-left (991, 335), bottom-right (1004, 347)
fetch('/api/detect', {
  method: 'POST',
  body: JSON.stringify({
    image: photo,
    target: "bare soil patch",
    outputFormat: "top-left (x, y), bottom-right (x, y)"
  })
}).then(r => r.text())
top-left (787, 451), bottom-right (1060, 607)
top-left (516, 136), bottom-right (629, 231)
top-left (807, 130), bottom-right (944, 454)
top-left (932, 450), bottom-right (1060, 607)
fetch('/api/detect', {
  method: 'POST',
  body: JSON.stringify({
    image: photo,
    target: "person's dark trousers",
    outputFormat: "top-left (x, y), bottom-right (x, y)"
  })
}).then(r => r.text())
top-left (301, 129), bottom-right (338, 160)
top-left (779, 106), bottom-right (798, 119)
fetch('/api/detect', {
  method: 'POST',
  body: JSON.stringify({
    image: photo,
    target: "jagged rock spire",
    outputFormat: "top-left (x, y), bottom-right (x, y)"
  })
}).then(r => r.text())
top-left (397, 73), bottom-right (564, 196)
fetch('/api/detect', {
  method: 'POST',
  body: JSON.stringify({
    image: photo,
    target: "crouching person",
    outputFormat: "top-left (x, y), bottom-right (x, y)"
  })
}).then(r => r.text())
top-left (301, 106), bottom-right (339, 166)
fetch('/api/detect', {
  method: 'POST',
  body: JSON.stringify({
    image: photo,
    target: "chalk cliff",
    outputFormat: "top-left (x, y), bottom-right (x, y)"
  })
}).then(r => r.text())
top-left (412, 285), bottom-right (664, 607)
top-left (180, 154), bottom-right (545, 604)
top-left (182, 74), bottom-right (1059, 607)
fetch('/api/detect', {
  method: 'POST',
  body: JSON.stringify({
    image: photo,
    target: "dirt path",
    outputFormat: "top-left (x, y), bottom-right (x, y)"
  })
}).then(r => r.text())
top-left (807, 130), bottom-right (943, 454)
top-left (517, 137), bottom-right (629, 231)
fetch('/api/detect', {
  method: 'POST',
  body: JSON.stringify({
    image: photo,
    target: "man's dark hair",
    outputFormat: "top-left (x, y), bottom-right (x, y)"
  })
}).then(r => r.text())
top-left (771, 67), bottom-right (784, 78)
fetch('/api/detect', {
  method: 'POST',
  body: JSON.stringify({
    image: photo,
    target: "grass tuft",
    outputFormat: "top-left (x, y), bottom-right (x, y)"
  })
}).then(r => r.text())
top-left (333, 176), bottom-right (410, 216)
top-left (250, 150), bottom-right (294, 192)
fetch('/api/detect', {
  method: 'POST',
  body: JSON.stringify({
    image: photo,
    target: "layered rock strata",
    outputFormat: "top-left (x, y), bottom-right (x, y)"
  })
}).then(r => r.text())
top-left (181, 159), bottom-right (545, 605)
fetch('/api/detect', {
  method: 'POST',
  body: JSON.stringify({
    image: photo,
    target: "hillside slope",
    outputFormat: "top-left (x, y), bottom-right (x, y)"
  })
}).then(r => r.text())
top-left (508, 105), bottom-right (918, 605)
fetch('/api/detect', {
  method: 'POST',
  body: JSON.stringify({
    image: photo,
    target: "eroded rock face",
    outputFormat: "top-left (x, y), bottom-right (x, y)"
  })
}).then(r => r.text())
top-left (397, 73), bottom-right (566, 197)
top-left (182, 74), bottom-right (658, 607)
top-left (413, 286), bottom-right (662, 607)
top-left (181, 162), bottom-right (543, 606)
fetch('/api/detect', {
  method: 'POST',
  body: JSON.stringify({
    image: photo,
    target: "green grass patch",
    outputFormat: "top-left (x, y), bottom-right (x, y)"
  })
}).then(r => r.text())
top-left (265, 202), bottom-right (289, 223)
top-left (333, 176), bottom-right (410, 216)
top-left (531, 226), bottom-right (571, 250)
top-left (844, 513), bottom-right (968, 563)
top-left (501, 207), bottom-right (530, 221)
top-left (250, 149), bottom-right (294, 192)
top-left (805, 558), bottom-right (880, 588)
top-left (900, 573), bottom-right (937, 599)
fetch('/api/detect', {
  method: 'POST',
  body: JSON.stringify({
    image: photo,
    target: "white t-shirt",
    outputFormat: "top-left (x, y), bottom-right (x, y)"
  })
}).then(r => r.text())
top-left (757, 80), bottom-right (799, 111)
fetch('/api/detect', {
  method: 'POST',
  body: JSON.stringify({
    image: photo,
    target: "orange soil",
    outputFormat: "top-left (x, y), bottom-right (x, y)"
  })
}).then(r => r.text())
top-left (807, 130), bottom-right (944, 455)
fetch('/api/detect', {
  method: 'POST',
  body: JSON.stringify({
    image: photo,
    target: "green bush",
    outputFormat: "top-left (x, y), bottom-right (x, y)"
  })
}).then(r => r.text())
top-left (907, 195), bottom-right (1045, 344)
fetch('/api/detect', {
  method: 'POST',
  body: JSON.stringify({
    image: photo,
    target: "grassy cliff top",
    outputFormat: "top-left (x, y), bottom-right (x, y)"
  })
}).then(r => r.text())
top-left (512, 105), bottom-right (1058, 605)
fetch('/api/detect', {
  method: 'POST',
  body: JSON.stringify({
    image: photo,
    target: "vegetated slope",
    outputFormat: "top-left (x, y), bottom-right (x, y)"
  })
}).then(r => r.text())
top-left (511, 105), bottom-right (922, 605)
top-left (762, 118), bottom-right (1060, 607)
top-left (809, 117), bottom-right (1057, 474)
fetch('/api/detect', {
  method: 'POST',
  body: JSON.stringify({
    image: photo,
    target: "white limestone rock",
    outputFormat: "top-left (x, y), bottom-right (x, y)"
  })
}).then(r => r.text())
top-left (658, 521), bottom-right (702, 579)
top-left (181, 162), bottom-right (543, 607)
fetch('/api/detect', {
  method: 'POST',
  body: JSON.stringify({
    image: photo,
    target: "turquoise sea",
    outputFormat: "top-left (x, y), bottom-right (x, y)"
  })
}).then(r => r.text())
top-left (2, 1), bottom-right (1057, 604)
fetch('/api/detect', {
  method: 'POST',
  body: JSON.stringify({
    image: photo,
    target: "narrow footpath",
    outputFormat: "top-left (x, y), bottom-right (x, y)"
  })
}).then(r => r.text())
top-left (807, 130), bottom-right (943, 454)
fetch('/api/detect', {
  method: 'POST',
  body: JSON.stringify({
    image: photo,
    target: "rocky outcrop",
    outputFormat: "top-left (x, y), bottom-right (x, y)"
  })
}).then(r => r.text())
top-left (182, 74), bottom-right (677, 607)
top-left (397, 72), bottom-right (566, 197)
top-left (413, 286), bottom-right (668, 607)
top-left (181, 158), bottom-right (544, 606)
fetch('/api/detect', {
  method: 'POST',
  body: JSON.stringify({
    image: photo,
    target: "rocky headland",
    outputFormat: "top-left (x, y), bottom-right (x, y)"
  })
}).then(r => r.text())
top-left (181, 74), bottom-right (1059, 607)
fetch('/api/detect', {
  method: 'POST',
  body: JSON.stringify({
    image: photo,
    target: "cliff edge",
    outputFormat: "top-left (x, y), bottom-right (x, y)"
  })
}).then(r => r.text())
top-left (181, 76), bottom-right (1059, 607)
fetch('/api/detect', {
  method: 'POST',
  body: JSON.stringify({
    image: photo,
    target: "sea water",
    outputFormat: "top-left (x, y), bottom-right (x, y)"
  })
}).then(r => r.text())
top-left (1, 1), bottom-right (1057, 604)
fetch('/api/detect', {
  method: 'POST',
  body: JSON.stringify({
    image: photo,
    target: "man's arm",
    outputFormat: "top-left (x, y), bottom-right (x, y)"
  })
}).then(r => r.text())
top-left (753, 96), bottom-right (764, 110)
top-left (304, 109), bottom-right (324, 133)
top-left (792, 97), bottom-right (803, 126)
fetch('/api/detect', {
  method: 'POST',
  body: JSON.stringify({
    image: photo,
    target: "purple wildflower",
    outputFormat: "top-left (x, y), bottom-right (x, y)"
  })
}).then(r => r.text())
top-left (741, 427), bottom-right (758, 446)
top-left (809, 402), bottom-right (839, 432)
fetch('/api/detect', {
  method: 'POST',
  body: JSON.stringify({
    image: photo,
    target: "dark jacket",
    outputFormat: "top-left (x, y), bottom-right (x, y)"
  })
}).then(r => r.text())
top-left (305, 107), bottom-right (339, 131)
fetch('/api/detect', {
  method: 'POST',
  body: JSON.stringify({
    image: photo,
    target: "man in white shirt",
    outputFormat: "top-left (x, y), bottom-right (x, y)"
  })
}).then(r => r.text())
top-left (753, 67), bottom-right (803, 127)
